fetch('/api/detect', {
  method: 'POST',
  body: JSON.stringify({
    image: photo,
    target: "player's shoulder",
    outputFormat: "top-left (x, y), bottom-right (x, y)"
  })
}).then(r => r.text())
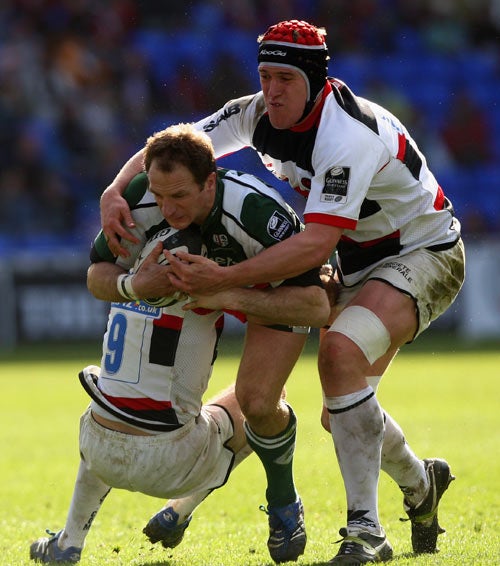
top-left (218, 169), bottom-right (301, 238)
top-left (225, 91), bottom-right (265, 114)
top-left (323, 83), bottom-right (380, 135)
top-left (218, 168), bottom-right (285, 206)
top-left (123, 172), bottom-right (150, 209)
top-left (201, 92), bottom-right (263, 132)
top-left (315, 84), bottom-right (387, 166)
top-left (218, 167), bottom-right (271, 190)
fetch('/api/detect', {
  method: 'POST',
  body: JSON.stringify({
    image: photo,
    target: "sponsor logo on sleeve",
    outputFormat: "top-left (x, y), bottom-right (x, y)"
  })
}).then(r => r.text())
top-left (267, 211), bottom-right (294, 241)
top-left (203, 104), bottom-right (241, 132)
top-left (321, 166), bottom-right (350, 203)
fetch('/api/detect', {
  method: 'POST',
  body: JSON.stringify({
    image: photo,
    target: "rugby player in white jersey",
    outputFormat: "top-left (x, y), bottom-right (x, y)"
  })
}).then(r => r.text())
top-left (29, 123), bottom-right (330, 564)
top-left (98, 20), bottom-right (465, 564)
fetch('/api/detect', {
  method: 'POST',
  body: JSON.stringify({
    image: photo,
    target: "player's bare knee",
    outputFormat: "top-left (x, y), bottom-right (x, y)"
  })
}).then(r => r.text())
top-left (320, 405), bottom-right (331, 432)
top-left (318, 332), bottom-right (366, 379)
top-left (235, 384), bottom-right (255, 415)
top-left (237, 394), bottom-right (277, 423)
top-left (237, 388), bottom-right (288, 437)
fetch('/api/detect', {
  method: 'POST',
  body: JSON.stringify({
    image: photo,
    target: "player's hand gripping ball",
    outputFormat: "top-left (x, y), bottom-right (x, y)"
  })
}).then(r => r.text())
top-left (133, 225), bottom-right (205, 307)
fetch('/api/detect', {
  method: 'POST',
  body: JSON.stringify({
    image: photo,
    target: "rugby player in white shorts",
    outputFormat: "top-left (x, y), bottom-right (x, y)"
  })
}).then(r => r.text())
top-left (30, 123), bottom-right (330, 564)
top-left (99, 19), bottom-right (466, 564)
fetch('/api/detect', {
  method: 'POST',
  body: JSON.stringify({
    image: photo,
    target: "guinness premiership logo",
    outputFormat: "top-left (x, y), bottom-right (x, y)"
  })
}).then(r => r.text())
top-left (321, 166), bottom-right (350, 203)
top-left (267, 211), bottom-right (293, 240)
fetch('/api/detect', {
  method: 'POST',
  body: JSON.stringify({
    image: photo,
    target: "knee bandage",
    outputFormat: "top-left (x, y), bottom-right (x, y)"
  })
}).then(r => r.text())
top-left (328, 305), bottom-right (391, 365)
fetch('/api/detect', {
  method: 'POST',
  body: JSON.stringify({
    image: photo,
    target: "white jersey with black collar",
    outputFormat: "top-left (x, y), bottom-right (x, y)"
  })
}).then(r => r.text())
top-left (195, 78), bottom-right (461, 286)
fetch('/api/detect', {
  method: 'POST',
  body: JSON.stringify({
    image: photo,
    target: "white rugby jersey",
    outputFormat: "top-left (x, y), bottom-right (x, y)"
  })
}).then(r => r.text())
top-left (196, 79), bottom-right (461, 286)
top-left (88, 300), bottom-right (223, 430)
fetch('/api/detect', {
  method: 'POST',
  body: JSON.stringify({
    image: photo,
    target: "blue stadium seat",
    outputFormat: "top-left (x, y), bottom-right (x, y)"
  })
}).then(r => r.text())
top-left (406, 81), bottom-right (452, 126)
top-left (170, 31), bottom-right (217, 80)
top-left (131, 30), bottom-right (177, 84)
top-left (374, 55), bottom-right (415, 89)
top-left (474, 165), bottom-right (500, 225)
top-left (466, 79), bottom-right (500, 110)
top-left (491, 106), bottom-right (500, 160)
top-left (213, 30), bottom-right (257, 75)
top-left (437, 168), bottom-right (470, 211)
top-left (394, 27), bottom-right (425, 55)
top-left (443, 165), bottom-right (500, 230)
top-left (330, 54), bottom-right (372, 93)
top-left (457, 51), bottom-right (498, 83)
top-left (421, 54), bottom-right (458, 85)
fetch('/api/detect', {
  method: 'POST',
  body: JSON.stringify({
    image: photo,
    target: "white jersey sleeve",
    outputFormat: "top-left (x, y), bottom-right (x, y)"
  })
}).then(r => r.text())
top-left (305, 95), bottom-right (389, 228)
top-left (195, 93), bottom-right (265, 159)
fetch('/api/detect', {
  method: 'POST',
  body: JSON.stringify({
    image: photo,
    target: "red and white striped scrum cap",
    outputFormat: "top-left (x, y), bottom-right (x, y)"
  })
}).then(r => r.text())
top-left (257, 20), bottom-right (329, 102)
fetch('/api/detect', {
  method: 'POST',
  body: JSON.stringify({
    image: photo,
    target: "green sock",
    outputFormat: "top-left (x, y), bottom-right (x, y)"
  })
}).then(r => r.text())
top-left (244, 404), bottom-right (298, 508)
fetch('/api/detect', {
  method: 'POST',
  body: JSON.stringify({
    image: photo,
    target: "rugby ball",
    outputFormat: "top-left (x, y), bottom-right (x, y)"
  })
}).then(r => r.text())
top-left (133, 225), bottom-right (204, 307)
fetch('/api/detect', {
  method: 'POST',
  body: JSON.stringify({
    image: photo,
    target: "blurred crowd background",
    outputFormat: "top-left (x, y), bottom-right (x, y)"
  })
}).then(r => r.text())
top-left (1, 0), bottom-right (499, 255)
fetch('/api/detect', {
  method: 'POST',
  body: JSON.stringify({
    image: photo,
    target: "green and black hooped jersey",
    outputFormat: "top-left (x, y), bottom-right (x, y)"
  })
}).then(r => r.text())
top-left (88, 168), bottom-right (321, 431)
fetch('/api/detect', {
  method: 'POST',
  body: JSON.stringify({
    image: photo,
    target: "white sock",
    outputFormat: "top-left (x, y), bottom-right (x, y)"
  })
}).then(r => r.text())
top-left (59, 460), bottom-right (111, 550)
top-left (161, 491), bottom-right (210, 524)
top-left (325, 386), bottom-right (384, 535)
top-left (367, 375), bottom-right (428, 506)
top-left (381, 412), bottom-right (428, 506)
top-left (160, 444), bottom-right (253, 523)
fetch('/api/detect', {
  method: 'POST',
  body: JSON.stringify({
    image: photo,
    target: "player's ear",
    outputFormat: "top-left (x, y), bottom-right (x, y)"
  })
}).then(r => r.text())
top-left (204, 171), bottom-right (217, 192)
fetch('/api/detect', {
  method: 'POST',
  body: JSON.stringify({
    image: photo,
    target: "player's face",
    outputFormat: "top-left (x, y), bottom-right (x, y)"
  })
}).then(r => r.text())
top-left (147, 161), bottom-right (216, 229)
top-left (258, 65), bottom-right (308, 129)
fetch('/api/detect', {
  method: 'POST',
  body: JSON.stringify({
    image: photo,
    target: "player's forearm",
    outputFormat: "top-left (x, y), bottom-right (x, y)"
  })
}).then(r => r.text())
top-left (213, 286), bottom-right (330, 327)
top-left (87, 262), bottom-right (126, 302)
top-left (220, 230), bottom-right (335, 291)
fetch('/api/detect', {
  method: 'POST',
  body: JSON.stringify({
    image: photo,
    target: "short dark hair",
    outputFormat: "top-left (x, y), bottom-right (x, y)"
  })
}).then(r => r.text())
top-left (143, 123), bottom-right (216, 186)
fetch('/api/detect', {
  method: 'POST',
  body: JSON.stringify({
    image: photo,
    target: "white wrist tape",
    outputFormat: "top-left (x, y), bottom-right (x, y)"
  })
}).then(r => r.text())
top-left (117, 273), bottom-right (138, 301)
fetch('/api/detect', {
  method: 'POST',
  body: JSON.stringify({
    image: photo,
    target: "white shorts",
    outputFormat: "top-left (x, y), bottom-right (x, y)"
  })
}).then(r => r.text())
top-left (79, 404), bottom-right (235, 499)
top-left (336, 239), bottom-right (465, 339)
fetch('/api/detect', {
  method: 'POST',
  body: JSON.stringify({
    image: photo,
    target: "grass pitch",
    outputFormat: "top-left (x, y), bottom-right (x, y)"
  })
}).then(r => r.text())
top-left (0, 335), bottom-right (499, 565)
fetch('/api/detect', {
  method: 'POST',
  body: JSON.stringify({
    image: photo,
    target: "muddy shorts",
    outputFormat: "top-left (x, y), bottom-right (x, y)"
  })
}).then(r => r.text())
top-left (336, 238), bottom-right (465, 338)
top-left (79, 403), bottom-right (235, 499)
